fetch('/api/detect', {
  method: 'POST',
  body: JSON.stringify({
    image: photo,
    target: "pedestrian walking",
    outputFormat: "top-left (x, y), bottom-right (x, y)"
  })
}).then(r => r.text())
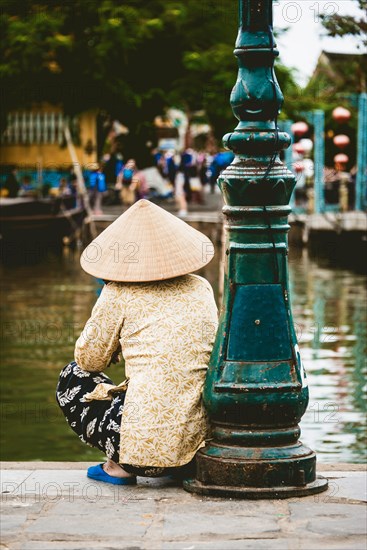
top-left (116, 159), bottom-right (148, 205)
top-left (18, 175), bottom-right (37, 198)
top-left (175, 168), bottom-right (188, 217)
top-left (89, 165), bottom-right (107, 214)
top-left (180, 148), bottom-right (197, 203)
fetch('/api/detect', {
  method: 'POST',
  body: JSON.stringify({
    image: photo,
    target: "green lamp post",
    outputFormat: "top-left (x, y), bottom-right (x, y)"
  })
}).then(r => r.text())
top-left (184, 0), bottom-right (328, 498)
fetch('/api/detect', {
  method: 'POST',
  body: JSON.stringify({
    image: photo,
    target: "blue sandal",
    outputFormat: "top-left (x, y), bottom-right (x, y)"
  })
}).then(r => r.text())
top-left (87, 463), bottom-right (137, 485)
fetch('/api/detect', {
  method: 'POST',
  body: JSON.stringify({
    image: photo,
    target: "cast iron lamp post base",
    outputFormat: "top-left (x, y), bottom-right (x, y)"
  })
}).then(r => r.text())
top-left (184, 438), bottom-right (328, 499)
top-left (185, 477), bottom-right (328, 500)
top-left (184, 479), bottom-right (328, 500)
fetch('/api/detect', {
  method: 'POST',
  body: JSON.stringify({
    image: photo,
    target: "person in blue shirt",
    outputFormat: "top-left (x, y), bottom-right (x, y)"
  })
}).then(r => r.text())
top-left (89, 165), bottom-right (107, 214)
top-left (209, 151), bottom-right (234, 193)
top-left (19, 175), bottom-right (37, 198)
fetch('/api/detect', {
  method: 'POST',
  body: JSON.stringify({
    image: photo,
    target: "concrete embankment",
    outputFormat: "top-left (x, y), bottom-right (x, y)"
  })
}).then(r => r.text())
top-left (288, 211), bottom-right (367, 251)
top-left (82, 200), bottom-right (367, 262)
top-left (1, 462), bottom-right (366, 549)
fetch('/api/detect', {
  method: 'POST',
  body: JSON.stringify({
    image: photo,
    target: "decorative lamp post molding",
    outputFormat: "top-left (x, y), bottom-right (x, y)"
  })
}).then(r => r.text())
top-left (184, 0), bottom-right (328, 499)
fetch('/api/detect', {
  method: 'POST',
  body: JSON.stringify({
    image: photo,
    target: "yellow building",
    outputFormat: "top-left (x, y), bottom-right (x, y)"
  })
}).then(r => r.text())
top-left (0, 105), bottom-right (98, 171)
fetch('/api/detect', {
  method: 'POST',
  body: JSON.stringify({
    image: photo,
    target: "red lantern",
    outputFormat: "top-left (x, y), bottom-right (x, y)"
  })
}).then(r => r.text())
top-left (333, 134), bottom-right (350, 149)
top-left (293, 161), bottom-right (304, 173)
top-left (332, 107), bottom-right (351, 123)
top-left (293, 142), bottom-right (305, 155)
top-left (291, 121), bottom-right (309, 137)
top-left (299, 138), bottom-right (313, 154)
top-left (334, 153), bottom-right (349, 164)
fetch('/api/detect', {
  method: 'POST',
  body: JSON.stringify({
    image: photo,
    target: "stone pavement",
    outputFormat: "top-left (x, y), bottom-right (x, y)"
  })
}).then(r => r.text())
top-left (0, 463), bottom-right (366, 550)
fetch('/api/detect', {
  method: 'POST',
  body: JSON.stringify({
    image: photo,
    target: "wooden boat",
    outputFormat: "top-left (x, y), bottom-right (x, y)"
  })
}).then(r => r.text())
top-left (0, 196), bottom-right (86, 248)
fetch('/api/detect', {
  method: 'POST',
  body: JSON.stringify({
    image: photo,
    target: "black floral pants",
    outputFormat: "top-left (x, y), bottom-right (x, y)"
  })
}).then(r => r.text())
top-left (56, 362), bottom-right (195, 478)
top-left (56, 361), bottom-right (123, 463)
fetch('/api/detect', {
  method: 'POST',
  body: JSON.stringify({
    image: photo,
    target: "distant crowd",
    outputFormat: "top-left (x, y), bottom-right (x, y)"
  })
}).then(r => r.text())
top-left (151, 148), bottom-right (234, 216)
top-left (1, 167), bottom-right (79, 201)
top-left (2, 145), bottom-right (361, 214)
top-left (98, 148), bottom-right (234, 215)
top-left (1, 149), bottom-right (235, 216)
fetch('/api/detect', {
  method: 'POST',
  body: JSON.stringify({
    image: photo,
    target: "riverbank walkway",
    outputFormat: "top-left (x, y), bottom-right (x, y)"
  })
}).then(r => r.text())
top-left (83, 194), bottom-right (367, 251)
top-left (1, 462), bottom-right (365, 549)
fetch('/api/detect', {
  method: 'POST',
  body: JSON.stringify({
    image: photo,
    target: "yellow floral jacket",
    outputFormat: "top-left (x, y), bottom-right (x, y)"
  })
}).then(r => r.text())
top-left (74, 274), bottom-right (218, 467)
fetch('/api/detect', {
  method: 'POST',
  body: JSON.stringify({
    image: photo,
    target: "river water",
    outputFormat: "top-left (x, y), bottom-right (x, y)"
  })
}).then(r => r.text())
top-left (0, 244), bottom-right (365, 463)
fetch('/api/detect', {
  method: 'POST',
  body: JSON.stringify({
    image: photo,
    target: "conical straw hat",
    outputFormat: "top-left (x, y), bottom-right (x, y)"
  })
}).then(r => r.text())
top-left (80, 199), bottom-right (215, 282)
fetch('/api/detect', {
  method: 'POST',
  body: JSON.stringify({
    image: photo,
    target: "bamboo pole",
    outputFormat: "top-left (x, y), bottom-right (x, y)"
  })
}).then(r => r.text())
top-left (63, 123), bottom-right (97, 239)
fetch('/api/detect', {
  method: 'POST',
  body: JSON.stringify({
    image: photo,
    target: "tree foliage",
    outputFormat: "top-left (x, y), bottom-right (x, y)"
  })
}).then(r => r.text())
top-left (1, 1), bottom-right (304, 154)
top-left (320, 0), bottom-right (367, 47)
top-left (4, 0), bottom-right (359, 161)
top-left (0, 2), bottom-right (227, 147)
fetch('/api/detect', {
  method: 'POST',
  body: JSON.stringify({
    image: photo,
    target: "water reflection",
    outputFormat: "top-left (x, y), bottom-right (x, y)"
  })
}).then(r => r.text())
top-left (0, 244), bottom-right (365, 462)
top-left (289, 248), bottom-right (366, 463)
